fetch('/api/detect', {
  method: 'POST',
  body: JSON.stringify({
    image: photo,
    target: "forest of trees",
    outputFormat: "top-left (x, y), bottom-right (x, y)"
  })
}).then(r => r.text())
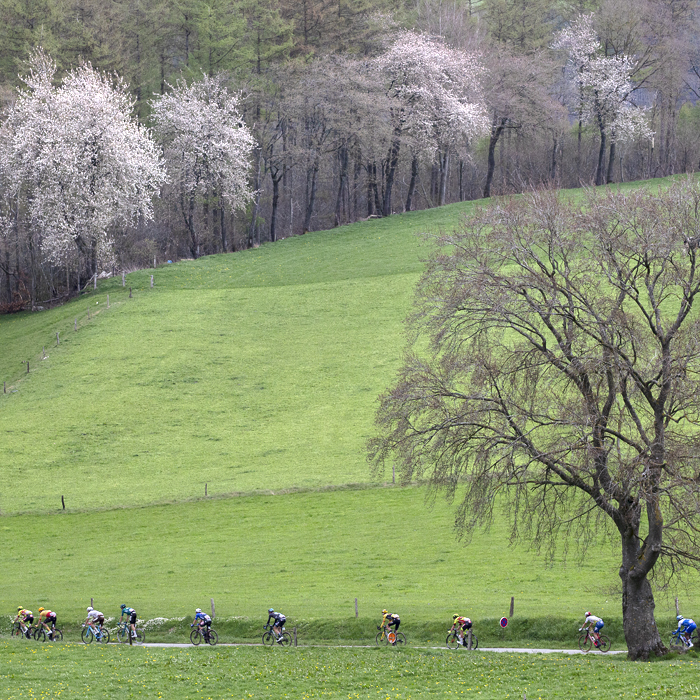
top-left (2, 0), bottom-right (700, 309)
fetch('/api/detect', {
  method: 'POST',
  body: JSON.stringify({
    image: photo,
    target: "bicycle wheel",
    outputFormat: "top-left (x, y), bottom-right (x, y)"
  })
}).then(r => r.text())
top-left (207, 629), bottom-right (218, 646)
top-left (117, 626), bottom-right (128, 644)
top-left (81, 628), bottom-right (93, 644)
top-left (190, 628), bottom-right (201, 646)
top-left (11, 622), bottom-right (22, 637)
top-left (50, 629), bottom-right (63, 642)
top-left (135, 629), bottom-right (145, 644)
top-left (375, 631), bottom-right (388, 646)
top-left (446, 633), bottom-right (460, 650)
top-left (597, 635), bottom-right (611, 652)
top-left (98, 628), bottom-right (110, 644)
top-left (578, 634), bottom-right (592, 652)
top-left (394, 632), bottom-right (407, 647)
top-left (262, 631), bottom-right (275, 646)
top-left (278, 632), bottom-right (292, 646)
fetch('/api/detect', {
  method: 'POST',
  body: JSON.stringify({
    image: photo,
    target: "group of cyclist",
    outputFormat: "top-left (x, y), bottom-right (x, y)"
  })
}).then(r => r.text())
top-left (12, 603), bottom-right (698, 649)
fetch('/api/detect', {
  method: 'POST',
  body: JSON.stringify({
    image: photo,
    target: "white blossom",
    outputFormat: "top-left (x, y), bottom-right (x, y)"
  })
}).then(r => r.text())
top-left (0, 50), bottom-right (166, 267)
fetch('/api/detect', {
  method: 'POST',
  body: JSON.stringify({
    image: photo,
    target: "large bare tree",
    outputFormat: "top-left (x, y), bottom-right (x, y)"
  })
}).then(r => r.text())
top-left (369, 180), bottom-right (700, 660)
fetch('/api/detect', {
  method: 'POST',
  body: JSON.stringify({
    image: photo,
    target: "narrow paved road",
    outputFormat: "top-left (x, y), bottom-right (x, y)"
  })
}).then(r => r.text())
top-left (140, 642), bottom-right (626, 655)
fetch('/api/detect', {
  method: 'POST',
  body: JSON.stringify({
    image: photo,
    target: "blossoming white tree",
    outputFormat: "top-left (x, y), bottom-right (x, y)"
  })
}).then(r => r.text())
top-left (151, 75), bottom-right (256, 258)
top-left (374, 32), bottom-right (488, 213)
top-left (0, 50), bottom-right (166, 298)
top-left (554, 14), bottom-right (653, 185)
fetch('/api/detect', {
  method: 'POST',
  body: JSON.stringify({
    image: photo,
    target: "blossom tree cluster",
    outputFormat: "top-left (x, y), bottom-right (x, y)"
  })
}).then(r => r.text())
top-left (0, 50), bottom-right (166, 300)
top-left (554, 14), bottom-right (653, 186)
top-left (150, 75), bottom-right (256, 259)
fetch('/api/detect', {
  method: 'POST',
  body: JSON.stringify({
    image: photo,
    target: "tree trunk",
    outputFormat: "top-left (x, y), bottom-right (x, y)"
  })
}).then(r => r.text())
top-left (595, 115), bottom-right (607, 186)
top-left (334, 146), bottom-right (348, 227)
top-left (619, 532), bottom-right (666, 660)
top-left (550, 135), bottom-right (558, 182)
top-left (606, 139), bottom-right (616, 184)
top-left (220, 201), bottom-right (227, 252)
top-left (438, 148), bottom-right (449, 206)
top-left (304, 152), bottom-right (320, 232)
top-left (248, 147), bottom-right (263, 247)
top-left (484, 118), bottom-right (506, 198)
top-left (382, 129), bottom-right (401, 217)
top-left (270, 174), bottom-right (281, 242)
top-left (405, 154), bottom-right (418, 212)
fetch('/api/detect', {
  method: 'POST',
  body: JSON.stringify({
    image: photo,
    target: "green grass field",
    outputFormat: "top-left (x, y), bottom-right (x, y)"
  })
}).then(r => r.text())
top-left (2, 641), bottom-right (699, 700)
top-left (2, 177), bottom-right (700, 688)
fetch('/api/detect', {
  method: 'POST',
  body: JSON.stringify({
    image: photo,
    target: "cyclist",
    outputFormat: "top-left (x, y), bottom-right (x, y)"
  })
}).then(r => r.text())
top-left (120, 604), bottom-right (138, 639)
top-left (380, 609), bottom-right (401, 644)
top-left (583, 612), bottom-right (604, 647)
top-left (191, 608), bottom-right (212, 640)
top-left (14, 607), bottom-right (34, 639)
top-left (676, 614), bottom-right (697, 648)
top-left (84, 607), bottom-right (105, 637)
top-left (37, 608), bottom-right (58, 639)
top-left (449, 614), bottom-right (473, 646)
top-left (266, 608), bottom-right (286, 640)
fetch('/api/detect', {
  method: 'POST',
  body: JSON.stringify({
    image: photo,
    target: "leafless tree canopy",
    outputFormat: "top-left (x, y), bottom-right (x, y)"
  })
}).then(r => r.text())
top-left (369, 179), bottom-right (700, 659)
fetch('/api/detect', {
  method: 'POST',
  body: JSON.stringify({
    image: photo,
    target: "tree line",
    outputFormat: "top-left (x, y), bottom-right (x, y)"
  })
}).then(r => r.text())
top-left (1, 0), bottom-right (700, 309)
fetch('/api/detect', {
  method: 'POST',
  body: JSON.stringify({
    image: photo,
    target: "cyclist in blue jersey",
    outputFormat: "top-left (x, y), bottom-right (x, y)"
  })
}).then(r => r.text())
top-left (266, 608), bottom-right (286, 640)
top-left (120, 604), bottom-right (138, 640)
top-left (583, 612), bottom-right (604, 647)
top-left (191, 608), bottom-right (212, 639)
top-left (676, 615), bottom-right (696, 648)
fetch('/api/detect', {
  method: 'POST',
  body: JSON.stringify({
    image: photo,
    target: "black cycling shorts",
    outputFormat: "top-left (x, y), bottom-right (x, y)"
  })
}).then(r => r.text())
top-left (45, 614), bottom-right (57, 625)
top-left (388, 619), bottom-right (400, 630)
top-left (460, 621), bottom-right (472, 630)
top-left (24, 615), bottom-right (34, 624)
top-left (129, 612), bottom-right (137, 624)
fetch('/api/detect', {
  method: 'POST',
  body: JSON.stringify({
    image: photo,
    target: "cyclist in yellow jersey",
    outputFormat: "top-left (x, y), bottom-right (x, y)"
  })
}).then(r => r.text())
top-left (380, 609), bottom-right (401, 644)
top-left (14, 607), bottom-right (34, 639)
top-left (449, 614), bottom-right (473, 646)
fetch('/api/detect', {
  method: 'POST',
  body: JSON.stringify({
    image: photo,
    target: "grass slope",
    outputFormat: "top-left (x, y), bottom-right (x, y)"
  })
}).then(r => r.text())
top-left (2, 642), bottom-right (699, 700)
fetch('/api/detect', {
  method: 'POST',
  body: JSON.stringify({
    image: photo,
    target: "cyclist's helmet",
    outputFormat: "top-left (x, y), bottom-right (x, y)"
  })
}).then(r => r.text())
top-left (17, 606), bottom-right (23, 612)
top-left (87, 606), bottom-right (93, 612)
top-left (268, 608), bottom-right (274, 613)
top-left (452, 614), bottom-right (459, 620)
top-left (195, 608), bottom-right (202, 613)
top-left (584, 611), bottom-right (591, 618)
top-left (678, 615), bottom-right (684, 621)
top-left (38, 607), bottom-right (44, 613)
top-left (382, 609), bottom-right (388, 614)
top-left (121, 604), bottom-right (126, 610)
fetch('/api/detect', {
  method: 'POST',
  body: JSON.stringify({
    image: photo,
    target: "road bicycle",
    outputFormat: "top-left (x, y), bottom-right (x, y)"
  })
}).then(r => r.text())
top-left (669, 627), bottom-right (698, 648)
top-left (81, 624), bottom-right (110, 644)
top-left (375, 625), bottom-right (407, 647)
top-left (446, 630), bottom-right (478, 650)
top-left (116, 620), bottom-right (145, 644)
top-left (578, 627), bottom-right (610, 652)
top-left (33, 625), bottom-right (63, 642)
top-left (190, 624), bottom-right (218, 646)
top-left (11, 621), bottom-right (30, 638)
top-left (262, 624), bottom-right (292, 646)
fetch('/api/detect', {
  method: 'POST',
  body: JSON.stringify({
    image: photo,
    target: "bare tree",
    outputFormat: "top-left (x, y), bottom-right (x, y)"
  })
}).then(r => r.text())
top-left (369, 180), bottom-right (700, 660)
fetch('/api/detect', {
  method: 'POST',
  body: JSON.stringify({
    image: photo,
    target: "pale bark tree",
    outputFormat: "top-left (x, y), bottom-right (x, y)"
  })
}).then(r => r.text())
top-left (370, 180), bottom-right (700, 660)
top-left (151, 74), bottom-right (256, 258)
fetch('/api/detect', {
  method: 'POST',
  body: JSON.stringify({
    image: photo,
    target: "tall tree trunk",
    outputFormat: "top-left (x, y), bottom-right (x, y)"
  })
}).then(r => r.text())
top-left (595, 104), bottom-right (607, 186)
top-left (550, 135), bottom-right (558, 182)
top-left (334, 146), bottom-right (348, 227)
top-left (619, 530), bottom-right (666, 660)
top-left (484, 118), bottom-right (506, 198)
top-left (220, 202), bottom-right (227, 252)
top-left (438, 148), bottom-right (449, 206)
top-left (248, 147), bottom-right (262, 246)
top-left (405, 154), bottom-right (418, 212)
top-left (382, 128), bottom-right (401, 217)
top-left (304, 152), bottom-right (320, 232)
top-left (270, 174), bottom-right (281, 242)
top-left (606, 139), bottom-right (616, 184)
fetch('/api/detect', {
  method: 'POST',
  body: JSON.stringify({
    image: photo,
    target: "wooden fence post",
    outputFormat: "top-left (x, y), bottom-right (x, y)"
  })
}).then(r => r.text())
top-left (211, 598), bottom-right (215, 619)
top-left (293, 626), bottom-right (298, 647)
top-left (392, 465), bottom-right (395, 484)
top-left (61, 495), bottom-right (65, 510)
top-left (56, 332), bottom-right (59, 346)
top-left (122, 271), bottom-right (125, 287)
top-left (676, 597), bottom-right (680, 616)
top-left (510, 597), bottom-right (514, 618)
top-left (150, 275), bottom-right (154, 288)
top-left (355, 598), bottom-right (358, 618)
top-left (26, 361), bottom-right (29, 374)
top-left (467, 628), bottom-right (472, 650)
top-left (205, 483), bottom-right (208, 497)
top-left (129, 287), bottom-right (132, 298)
top-left (3, 381), bottom-right (5, 393)
top-left (91, 598), bottom-right (94, 607)
top-left (42, 347), bottom-right (45, 359)
top-left (107, 294), bottom-right (109, 309)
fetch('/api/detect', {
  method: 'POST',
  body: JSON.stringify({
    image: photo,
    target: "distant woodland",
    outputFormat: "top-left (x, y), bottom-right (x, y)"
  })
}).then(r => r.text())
top-left (2, 0), bottom-right (700, 307)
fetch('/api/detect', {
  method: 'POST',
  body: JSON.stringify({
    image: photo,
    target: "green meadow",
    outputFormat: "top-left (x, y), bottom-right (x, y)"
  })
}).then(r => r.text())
top-left (2, 642), bottom-right (700, 700)
top-left (2, 177), bottom-right (700, 681)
